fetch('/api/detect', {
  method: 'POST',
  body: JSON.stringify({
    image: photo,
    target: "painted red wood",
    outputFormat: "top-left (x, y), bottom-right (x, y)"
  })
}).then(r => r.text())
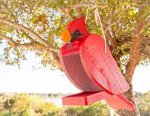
top-left (105, 94), bottom-right (135, 111)
top-left (59, 17), bottom-right (134, 111)
top-left (59, 41), bottom-right (103, 92)
top-left (59, 36), bottom-right (134, 110)
top-left (66, 17), bottom-right (89, 39)
top-left (60, 34), bottom-right (129, 94)
top-left (82, 34), bottom-right (129, 94)
top-left (63, 91), bottom-right (134, 111)
top-left (62, 91), bottom-right (110, 106)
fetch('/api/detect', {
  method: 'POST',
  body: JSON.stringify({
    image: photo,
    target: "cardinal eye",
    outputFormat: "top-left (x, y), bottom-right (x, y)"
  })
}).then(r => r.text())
top-left (71, 29), bottom-right (82, 42)
top-left (74, 30), bottom-right (81, 35)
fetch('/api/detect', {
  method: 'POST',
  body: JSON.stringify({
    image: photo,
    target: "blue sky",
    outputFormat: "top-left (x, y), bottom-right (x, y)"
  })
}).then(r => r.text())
top-left (0, 52), bottom-right (150, 94)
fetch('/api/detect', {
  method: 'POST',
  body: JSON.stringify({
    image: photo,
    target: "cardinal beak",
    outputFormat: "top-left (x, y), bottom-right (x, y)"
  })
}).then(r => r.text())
top-left (61, 29), bottom-right (71, 42)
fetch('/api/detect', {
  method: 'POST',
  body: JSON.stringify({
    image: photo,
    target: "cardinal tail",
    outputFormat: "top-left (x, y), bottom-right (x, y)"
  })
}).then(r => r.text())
top-left (105, 94), bottom-right (135, 111)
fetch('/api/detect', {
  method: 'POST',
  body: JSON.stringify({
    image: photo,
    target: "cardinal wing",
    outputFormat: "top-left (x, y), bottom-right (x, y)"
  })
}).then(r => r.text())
top-left (83, 34), bottom-right (129, 94)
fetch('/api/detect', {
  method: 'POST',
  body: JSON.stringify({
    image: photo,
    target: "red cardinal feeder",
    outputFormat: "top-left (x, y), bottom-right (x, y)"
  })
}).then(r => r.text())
top-left (59, 17), bottom-right (134, 111)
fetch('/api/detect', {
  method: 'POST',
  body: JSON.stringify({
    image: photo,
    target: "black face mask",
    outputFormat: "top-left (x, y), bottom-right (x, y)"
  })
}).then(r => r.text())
top-left (71, 29), bottom-right (82, 42)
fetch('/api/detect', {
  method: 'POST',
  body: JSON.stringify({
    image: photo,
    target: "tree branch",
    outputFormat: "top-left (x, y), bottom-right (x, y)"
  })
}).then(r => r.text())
top-left (105, 30), bottom-right (117, 48)
top-left (0, 17), bottom-right (59, 52)
top-left (0, 35), bottom-right (45, 50)
top-left (123, 7), bottom-right (148, 113)
top-left (1, 17), bottom-right (62, 69)
top-left (0, 34), bottom-right (62, 69)
top-left (72, 2), bottom-right (107, 9)
top-left (125, 6), bottom-right (147, 83)
top-left (0, 17), bottom-right (54, 49)
top-left (0, 35), bottom-right (16, 47)
top-left (72, 4), bottom-right (94, 9)
top-left (0, 34), bottom-right (63, 70)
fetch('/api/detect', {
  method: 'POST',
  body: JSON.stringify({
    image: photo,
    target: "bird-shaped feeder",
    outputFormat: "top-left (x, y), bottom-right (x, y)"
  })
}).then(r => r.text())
top-left (59, 17), bottom-right (134, 111)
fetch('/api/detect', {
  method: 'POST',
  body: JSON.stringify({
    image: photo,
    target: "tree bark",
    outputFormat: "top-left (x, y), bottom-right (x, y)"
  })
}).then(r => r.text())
top-left (118, 36), bottom-right (142, 116)
top-left (117, 9), bottom-right (147, 116)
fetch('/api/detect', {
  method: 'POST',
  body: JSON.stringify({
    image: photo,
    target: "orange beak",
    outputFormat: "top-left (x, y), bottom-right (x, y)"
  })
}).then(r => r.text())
top-left (61, 29), bottom-right (71, 42)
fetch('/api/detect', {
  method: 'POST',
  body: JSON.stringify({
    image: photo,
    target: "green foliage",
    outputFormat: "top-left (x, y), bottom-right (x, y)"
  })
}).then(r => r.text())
top-left (0, 0), bottom-right (149, 68)
top-left (1, 94), bottom-right (58, 115)
top-left (79, 102), bottom-right (109, 116)
top-left (1, 92), bottom-right (150, 116)
top-left (0, 110), bottom-right (12, 116)
top-left (138, 91), bottom-right (150, 116)
top-left (0, 94), bottom-right (110, 116)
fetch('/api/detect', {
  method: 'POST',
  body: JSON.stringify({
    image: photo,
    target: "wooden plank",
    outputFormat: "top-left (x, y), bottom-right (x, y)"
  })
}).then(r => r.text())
top-left (62, 91), bottom-right (110, 106)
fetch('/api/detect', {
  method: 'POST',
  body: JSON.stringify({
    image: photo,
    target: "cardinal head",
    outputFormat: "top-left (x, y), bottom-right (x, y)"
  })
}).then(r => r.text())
top-left (61, 17), bottom-right (89, 42)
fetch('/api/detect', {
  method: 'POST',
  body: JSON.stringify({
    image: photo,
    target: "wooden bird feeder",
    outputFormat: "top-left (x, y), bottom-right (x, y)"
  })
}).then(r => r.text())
top-left (59, 34), bottom-right (134, 111)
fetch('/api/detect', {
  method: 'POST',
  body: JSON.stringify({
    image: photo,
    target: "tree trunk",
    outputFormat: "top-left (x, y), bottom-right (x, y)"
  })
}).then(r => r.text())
top-left (118, 36), bottom-right (142, 115)
top-left (117, 35), bottom-right (142, 116)
top-left (117, 5), bottom-right (147, 115)
top-left (117, 25), bottom-right (145, 116)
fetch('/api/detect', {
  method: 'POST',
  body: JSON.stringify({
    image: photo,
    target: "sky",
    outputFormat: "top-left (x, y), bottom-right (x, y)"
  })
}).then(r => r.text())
top-left (0, 52), bottom-right (80, 94)
top-left (0, 52), bottom-right (150, 94)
